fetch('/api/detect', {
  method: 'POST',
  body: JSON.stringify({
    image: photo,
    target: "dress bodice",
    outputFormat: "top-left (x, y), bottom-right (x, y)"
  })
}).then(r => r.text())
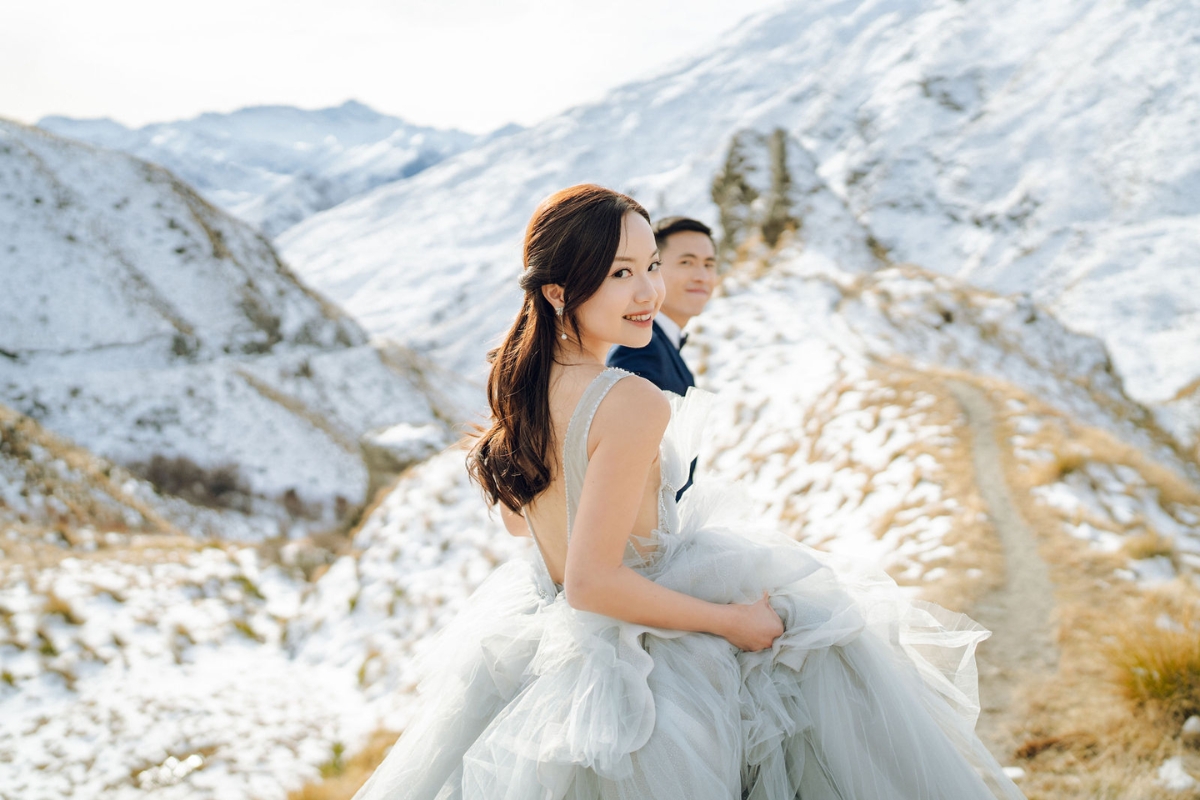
top-left (529, 367), bottom-right (686, 597)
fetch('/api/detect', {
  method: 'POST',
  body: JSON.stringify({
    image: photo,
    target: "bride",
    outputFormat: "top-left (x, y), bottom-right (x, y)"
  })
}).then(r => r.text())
top-left (352, 185), bottom-right (1025, 799)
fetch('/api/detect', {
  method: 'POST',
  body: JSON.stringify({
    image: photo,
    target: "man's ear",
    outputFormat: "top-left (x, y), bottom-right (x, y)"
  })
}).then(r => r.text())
top-left (541, 284), bottom-right (566, 311)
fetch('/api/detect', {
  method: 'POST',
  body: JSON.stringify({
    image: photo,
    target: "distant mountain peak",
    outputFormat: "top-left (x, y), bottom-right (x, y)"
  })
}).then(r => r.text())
top-left (37, 102), bottom-right (479, 238)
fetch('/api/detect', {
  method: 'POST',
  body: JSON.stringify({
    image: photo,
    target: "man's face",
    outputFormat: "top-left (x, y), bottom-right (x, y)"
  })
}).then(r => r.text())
top-left (658, 230), bottom-right (717, 327)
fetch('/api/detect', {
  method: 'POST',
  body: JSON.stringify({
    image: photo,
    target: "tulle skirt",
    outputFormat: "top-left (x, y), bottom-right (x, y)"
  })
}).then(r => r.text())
top-left (352, 486), bottom-right (1024, 800)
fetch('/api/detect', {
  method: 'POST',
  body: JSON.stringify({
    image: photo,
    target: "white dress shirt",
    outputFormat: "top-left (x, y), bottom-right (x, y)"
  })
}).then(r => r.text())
top-left (654, 313), bottom-right (685, 349)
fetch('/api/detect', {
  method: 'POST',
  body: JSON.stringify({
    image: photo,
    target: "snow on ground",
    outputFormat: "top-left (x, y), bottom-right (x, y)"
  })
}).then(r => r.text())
top-left (0, 403), bottom-right (168, 538)
top-left (0, 121), bottom-right (453, 528)
top-left (0, 541), bottom-right (373, 800)
top-left (3, 248), bottom-right (1192, 798)
top-left (285, 253), bottom-right (1192, 735)
top-left (1000, 396), bottom-right (1200, 589)
top-left (289, 447), bottom-right (531, 729)
top-left (279, 0), bottom-right (1200, 454)
top-left (38, 101), bottom-right (484, 238)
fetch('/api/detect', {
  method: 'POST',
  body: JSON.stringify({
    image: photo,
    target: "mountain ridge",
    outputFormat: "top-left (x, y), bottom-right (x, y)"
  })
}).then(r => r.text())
top-left (279, 0), bottom-right (1200, 458)
top-left (0, 120), bottom-right (461, 533)
top-left (37, 100), bottom-right (487, 238)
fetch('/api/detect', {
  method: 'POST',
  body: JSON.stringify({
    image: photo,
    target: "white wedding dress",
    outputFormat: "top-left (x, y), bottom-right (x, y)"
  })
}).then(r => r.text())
top-left (353, 368), bottom-right (1025, 799)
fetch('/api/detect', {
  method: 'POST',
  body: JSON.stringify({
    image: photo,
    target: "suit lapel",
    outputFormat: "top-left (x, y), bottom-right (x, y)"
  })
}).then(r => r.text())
top-left (654, 321), bottom-right (694, 391)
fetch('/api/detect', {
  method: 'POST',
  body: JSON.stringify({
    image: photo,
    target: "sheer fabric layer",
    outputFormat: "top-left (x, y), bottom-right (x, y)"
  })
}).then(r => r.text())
top-left (353, 371), bottom-right (1024, 800)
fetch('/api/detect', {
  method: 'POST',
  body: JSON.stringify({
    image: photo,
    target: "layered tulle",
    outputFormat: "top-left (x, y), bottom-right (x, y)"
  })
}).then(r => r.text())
top-left (353, 376), bottom-right (1024, 800)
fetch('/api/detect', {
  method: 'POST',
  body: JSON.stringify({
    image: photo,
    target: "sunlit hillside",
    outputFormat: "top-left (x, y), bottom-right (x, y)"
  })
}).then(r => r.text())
top-left (0, 120), bottom-right (472, 539)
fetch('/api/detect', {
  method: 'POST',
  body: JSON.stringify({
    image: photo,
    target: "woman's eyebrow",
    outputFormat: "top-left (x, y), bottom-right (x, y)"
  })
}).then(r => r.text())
top-left (613, 250), bottom-right (661, 263)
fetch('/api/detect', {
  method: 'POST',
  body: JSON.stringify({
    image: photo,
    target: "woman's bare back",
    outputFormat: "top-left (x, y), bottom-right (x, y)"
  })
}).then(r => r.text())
top-left (522, 365), bottom-right (663, 585)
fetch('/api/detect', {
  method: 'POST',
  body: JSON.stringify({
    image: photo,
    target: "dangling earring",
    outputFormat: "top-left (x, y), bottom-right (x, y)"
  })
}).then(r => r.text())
top-left (556, 306), bottom-right (567, 340)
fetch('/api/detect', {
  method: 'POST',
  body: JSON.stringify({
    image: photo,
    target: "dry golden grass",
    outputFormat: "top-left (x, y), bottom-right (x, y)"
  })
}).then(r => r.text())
top-left (1123, 532), bottom-right (1178, 562)
top-left (42, 589), bottom-right (84, 625)
top-left (0, 402), bottom-right (180, 544)
top-left (287, 729), bottom-right (400, 800)
top-left (1108, 605), bottom-right (1200, 722)
top-left (976, 378), bottom-right (1200, 798)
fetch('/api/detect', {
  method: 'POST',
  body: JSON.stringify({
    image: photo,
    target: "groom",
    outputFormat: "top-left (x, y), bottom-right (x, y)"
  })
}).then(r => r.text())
top-left (608, 216), bottom-right (717, 496)
top-left (607, 216), bottom-right (716, 393)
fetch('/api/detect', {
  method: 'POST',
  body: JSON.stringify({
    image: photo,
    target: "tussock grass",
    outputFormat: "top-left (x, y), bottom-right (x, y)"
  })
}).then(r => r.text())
top-left (0, 403), bottom-right (180, 553)
top-left (859, 369), bottom-right (1005, 611)
top-left (42, 589), bottom-right (84, 625)
top-left (1107, 609), bottom-right (1200, 722)
top-left (1123, 532), bottom-right (1177, 562)
top-left (974, 378), bottom-right (1200, 797)
top-left (287, 729), bottom-right (400, 800)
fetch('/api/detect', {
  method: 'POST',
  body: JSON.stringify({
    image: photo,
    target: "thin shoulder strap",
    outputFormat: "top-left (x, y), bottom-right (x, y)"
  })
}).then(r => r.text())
top-left (564, 367), bottom-right (631, 541)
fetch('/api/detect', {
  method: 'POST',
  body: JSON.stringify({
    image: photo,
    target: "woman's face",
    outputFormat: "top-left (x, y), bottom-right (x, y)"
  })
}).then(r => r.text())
top-left (572, 212), bottom-right (663, 355)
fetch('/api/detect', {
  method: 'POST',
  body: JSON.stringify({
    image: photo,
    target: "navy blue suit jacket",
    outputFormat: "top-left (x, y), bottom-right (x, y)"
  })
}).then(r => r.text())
top-left (607, 320), bottom-right (694, 396)
top-left (607, 320), bottom-right (696, 498)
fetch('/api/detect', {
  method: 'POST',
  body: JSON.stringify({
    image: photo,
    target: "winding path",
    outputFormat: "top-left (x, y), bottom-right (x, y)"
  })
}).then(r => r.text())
top-left (947, 380), bottom-right (1059, 760)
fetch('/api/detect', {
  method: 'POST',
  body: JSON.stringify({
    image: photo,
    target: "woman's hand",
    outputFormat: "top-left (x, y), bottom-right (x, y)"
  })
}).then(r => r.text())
top-left (720, 592), bottom-right (784, 652)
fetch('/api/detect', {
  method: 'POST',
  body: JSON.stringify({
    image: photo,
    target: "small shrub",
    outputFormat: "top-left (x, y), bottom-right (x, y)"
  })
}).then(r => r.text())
top-left (43, 590), bottom-right (83, 625)
top-left (233, 575), bottom-right (265, 601)
top-left (282, 488), bottom-right (320, 520)
top-left (1108, 616), bottom-right (1200, 722)
top-left (1014, 732), bottom-right (1099, 760)
top-left (1052, 448), bottom-right (1089, 480)
top-left (36, 630), bottom-right (57, 657)
top-left (132, 455), bottom-right (252, 512)
top-left (1123, 533), bottom-right (1175, 562)
top-left (287, 729), bottom-right (400, 800)
top-left (232, 619), bottom-right (264, 643)
top-left (319, 742), bottom-right (346, 779)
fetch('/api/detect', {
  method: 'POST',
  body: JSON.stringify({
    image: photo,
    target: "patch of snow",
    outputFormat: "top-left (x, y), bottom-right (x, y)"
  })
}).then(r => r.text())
top-left (1158, 756), bottom-right (1198, 792)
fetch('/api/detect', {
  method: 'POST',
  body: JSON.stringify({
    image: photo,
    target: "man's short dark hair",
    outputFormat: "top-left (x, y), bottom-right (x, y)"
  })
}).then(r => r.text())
top-left (653, 216), bottom-right (714, 251)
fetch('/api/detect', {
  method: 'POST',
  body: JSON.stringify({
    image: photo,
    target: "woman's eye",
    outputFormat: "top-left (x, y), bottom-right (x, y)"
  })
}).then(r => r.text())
top-left (612, 268), bottom-right (632, 278)
top-left (649, 261), bottom-right (662, 271)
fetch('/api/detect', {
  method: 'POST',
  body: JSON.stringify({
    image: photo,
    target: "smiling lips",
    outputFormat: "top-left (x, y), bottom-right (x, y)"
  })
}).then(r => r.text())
top-left (623, 312), bottom-right (654, 327)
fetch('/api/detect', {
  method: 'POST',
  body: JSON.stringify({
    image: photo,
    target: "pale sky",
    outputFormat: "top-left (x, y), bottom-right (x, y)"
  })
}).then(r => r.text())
top-left (2, 0), bottom-right (784, 134)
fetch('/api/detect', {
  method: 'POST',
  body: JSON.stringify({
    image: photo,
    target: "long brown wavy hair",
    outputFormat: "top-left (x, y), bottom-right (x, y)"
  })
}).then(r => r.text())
top-left (467, 184), bottom-right (650, 512)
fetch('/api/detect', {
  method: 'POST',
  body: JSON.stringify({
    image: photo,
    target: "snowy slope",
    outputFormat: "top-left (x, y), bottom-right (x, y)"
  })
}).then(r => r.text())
top-left (280, 0), bottom-right (1200, 453)
top-left (0, 403), bottom-right (174, 537)
top-left (39, 101), bottom-right (481, 238)
top-left (280, 115), bottom-right (879, 380)
top-left (290, 248), bottom-right (1197, 733)
top-left (5, 243), bottom-right (1196, 798)
top-left (0, 120), bottom-right (456, 530)
top-left (0, 535), bottom-right (373, 800)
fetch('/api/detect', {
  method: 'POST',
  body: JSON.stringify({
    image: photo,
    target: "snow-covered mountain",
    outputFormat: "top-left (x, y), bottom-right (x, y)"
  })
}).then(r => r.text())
top-left (38, 101), bottom-right (483, 238)
top-left (0, 120), bottom-right (467, 534)
top-left (279, 0), bottom-right (1200, 457)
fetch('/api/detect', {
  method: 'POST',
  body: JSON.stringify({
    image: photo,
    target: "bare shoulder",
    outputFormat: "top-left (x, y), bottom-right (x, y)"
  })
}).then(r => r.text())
top-left (589, 374), bottom-right (670, 443)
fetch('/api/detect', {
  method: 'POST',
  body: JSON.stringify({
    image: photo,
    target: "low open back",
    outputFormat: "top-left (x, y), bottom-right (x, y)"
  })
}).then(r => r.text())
top-left (523, 367), bottom-right (665, 595)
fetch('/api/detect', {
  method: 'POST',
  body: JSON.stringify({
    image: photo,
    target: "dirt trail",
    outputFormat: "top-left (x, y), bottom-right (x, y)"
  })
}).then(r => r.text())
top-left (947, 380), bottom-right (1059, 761)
